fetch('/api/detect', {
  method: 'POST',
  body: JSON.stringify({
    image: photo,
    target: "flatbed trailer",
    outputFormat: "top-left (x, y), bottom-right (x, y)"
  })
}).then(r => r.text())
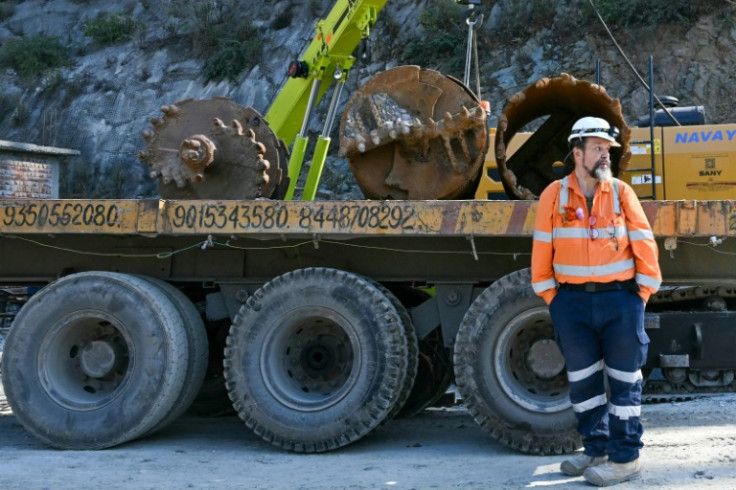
top-left (1, 198), bottom-right (735, 453)
top-left (2, 198), bottom-right (734, 284)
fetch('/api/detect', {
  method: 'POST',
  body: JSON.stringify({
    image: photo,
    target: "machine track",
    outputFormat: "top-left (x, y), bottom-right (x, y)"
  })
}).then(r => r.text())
top-left (642, 285), bottom-right (736, 402)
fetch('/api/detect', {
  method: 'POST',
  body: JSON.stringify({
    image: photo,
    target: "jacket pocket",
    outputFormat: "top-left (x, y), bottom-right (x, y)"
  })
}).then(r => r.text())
top-left (636, 324), bottom-right (650, 345)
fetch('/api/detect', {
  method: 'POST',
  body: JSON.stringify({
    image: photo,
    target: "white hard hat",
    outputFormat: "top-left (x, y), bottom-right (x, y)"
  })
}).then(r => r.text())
top-left (568, 116), bottom-right (621, 147)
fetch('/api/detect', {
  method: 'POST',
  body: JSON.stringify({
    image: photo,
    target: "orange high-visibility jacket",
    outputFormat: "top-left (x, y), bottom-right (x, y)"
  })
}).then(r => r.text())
top-left (531, 172), bottom-right (662, 305)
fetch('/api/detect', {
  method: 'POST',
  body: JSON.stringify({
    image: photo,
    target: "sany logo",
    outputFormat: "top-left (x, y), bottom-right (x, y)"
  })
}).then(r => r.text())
top-left (675, 129), bottom-right (736, 144)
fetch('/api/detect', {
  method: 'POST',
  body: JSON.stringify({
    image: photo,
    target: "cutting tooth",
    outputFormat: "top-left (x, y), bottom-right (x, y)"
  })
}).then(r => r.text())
top-left (370, 129), bottom-right (380, 146)
top-left (356, 135), bottom-right (366, 153)
top-left (161, 104), bottom-right (180, 116)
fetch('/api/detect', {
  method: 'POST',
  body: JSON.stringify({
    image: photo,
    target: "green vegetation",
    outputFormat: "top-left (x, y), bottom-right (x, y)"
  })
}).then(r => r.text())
top-left (164, 0), bottom-right (262, 84)
top-left (82, 12), bottom-right (140, 46)
top-left (401, 0), bottom-right (467, 76)
top-left (59, 158), bottom-right (94, 198)
top-left (97, 161), bottom-right (128, 198)
top-left (0, 90), bottom-right (15, 123)
top-left (587, 0), bottom-right (720, 28)
top-left (271, 7), bottom-right (293, 30)
top-left (10, 101), bottom-right (27, 126)
top-left (0, 1), bottom-right (16, 21)
top-left (200, 16), bottom-right (261, 83)
top-left (399, 0), bottom-right (728, 77)
top-left (60, 159), bottom-right (129, 199)
top-left (0, 35), bottom-right (71, 80)
top-left (202, 36), bottom-right (261, 84)
top-left (492, 0), bottom-right (561, 39)
top-left (308, 0), bottom-right (323, 18)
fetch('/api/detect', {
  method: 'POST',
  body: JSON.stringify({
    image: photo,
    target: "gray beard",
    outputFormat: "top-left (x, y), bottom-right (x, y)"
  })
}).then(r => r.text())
top-left (588, 159), bottom-right (612, 182)
top-left (595, 165), bottom-right (612, 183)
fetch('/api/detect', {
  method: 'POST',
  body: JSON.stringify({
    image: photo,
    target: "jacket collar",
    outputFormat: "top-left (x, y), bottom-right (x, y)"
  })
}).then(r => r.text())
top-left (566, 171), bottom-right (612, 199)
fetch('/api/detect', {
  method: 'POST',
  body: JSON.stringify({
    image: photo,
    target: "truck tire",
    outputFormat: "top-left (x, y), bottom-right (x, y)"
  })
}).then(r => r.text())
top-left (364, 281), bottom-right (418, 421)
top-left (188, 319), bottom-right (235, 417)
top-left (137, 277), bottom-right (209, 434)
top-left (399, 327), bottom-right (453, 417)
top-left (224, 267), bottom-right (408, 452)
top-left (453, 268), bottom-right (581, 455)
top-left (390, 287), bottom-right (453, 417)
top-left (1, 272), bottom-right (190, 449)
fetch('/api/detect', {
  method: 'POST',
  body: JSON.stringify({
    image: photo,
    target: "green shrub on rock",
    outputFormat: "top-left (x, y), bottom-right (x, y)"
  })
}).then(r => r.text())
top-left (0, 35), bottom-right (71, 80)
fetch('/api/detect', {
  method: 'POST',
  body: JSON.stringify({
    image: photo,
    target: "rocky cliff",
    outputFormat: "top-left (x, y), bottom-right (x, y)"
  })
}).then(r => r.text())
top-left (1, 0), bottom-right (734, 199)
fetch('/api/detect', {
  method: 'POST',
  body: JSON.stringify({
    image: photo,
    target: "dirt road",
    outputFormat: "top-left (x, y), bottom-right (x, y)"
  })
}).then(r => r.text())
top-left (1, 376), bottom-right (735, 490)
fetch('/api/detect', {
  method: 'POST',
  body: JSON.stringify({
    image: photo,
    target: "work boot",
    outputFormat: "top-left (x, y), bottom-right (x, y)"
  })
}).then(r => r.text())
top-left (583, 459), bottom-right (641, 486)
top-left (560, 454), bottom-right (608, 476)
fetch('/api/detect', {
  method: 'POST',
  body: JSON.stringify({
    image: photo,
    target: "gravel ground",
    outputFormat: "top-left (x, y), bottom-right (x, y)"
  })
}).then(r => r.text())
top-left (1, 374), bottom-right (735, 490)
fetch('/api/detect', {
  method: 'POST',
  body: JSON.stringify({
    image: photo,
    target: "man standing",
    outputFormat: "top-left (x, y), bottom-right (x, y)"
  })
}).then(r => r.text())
top-left (531, 117), bottom-right (662, 486)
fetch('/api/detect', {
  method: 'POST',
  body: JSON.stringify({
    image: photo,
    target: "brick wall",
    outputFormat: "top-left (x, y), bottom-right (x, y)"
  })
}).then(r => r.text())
top-left (0, 157), bottom-right (57, 198)
top-left (0, 141), bottom-right (80, 199)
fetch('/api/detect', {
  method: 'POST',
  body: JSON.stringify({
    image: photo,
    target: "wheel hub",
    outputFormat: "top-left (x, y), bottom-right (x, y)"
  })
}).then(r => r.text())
top-left (263, 315), bottom-right (357, 407)
top-left (290, 331), bottom-right (350, 392)
top-left (40, 314), bottom-right (131, 408)
top-left (494, 306), bottom-right (570, 413)
top-left (300, 336), bottom-right (347, 377)
top-left (526, 338), bottom-right (565, 379)
top-left (80, 339), bottom-right (118, 378)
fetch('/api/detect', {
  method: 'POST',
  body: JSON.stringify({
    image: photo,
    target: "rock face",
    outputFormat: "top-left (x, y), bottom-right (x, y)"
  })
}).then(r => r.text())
top-left (0, 0), bottom-right (734, 199)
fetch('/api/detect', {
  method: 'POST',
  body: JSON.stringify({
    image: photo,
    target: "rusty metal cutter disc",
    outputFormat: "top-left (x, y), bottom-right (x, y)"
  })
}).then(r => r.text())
top-left (139, 98), bottom-right (289, 200)
top-left (339, 65), bottom-right (489, 200)
top-left (495, 73), bottom-right (631, 199)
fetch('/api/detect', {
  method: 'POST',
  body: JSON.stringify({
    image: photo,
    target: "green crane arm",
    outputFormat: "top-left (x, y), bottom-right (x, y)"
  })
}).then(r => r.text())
top-left (265, 0), bottom-right (387, 144)
top-left (263, 0), bottom-right (387, 199)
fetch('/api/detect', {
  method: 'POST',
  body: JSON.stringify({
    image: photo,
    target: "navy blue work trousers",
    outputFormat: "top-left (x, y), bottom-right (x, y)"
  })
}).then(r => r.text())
top-left (549, 287), bottom-right (649, 463)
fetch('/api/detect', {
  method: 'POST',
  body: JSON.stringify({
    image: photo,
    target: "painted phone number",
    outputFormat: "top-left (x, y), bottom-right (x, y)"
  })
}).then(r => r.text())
top-left (2, 202), bottom-right (123, 228)
top-left (169, 203), bottom-right (418, 231)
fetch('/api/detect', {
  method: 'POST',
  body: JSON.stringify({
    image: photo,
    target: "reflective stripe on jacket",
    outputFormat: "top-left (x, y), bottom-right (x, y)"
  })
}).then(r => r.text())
top-left (531, 173), bottom-right (662, 305)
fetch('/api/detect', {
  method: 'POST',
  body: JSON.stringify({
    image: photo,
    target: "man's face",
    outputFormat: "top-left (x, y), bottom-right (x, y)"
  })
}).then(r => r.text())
top-left (577, 136), bottom-right (613, 182)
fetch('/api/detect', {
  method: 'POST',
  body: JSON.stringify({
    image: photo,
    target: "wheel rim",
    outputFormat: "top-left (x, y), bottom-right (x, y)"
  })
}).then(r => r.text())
top-left (493, 306), bottom-right (570, 413)
top-left (39, 310), bottom-right (132, 410)
top-left (261, 307), bottom-right (359, 411)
